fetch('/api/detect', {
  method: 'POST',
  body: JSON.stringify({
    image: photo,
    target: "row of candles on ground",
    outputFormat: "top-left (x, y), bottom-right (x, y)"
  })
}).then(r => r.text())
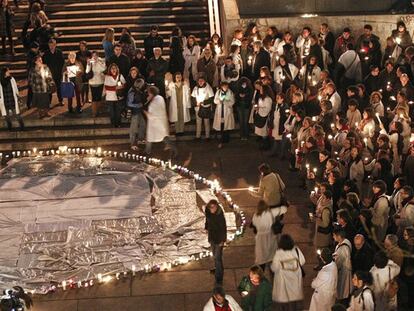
top-left (6, 146), bottom-right (246, 294)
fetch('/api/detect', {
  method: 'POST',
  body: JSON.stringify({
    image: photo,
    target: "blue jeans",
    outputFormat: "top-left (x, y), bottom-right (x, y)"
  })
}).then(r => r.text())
top-left (211, 242), bottom-right (224, 284)
top-left (237, 108), bottom-right (250, 138)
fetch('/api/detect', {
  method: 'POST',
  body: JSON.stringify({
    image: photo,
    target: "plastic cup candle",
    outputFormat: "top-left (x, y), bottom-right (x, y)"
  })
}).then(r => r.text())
top-left (363, 138), bottom-right (368, 146)
top-left (330, 123), bottom-right (335, 129)
top-left (314, 187), bottom-right (318, 193)
top-left (318, 95), bottom-right (322, 101)
top-left (399, 113), bottom-right (404, 119)
top-left (396, 37), bottom-right (402, 45)
top-left (317, 249), bottom-right (322, 255)
top-left (247, 56), bottom-right (252, 65)
top-left (312, 116), bottom-right (317, 121)
top-left (355, 122), bottom-right (359, 128)
top-left (313, 168), bottom-right (317, 174)
top-left (375, 112), bottom-right (382, 123)
top-left (328, 135), bottom-right (333, 140)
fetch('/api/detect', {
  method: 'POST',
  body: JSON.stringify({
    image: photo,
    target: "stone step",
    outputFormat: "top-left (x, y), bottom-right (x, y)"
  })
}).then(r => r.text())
top-left (0, 135), bottom-right (130, 151)
top-left (0, 116), bottom-right (111, 128)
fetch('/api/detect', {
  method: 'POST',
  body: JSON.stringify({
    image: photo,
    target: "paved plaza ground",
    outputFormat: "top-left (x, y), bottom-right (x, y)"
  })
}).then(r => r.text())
top-left (31, 140), bottom-right (316, 311)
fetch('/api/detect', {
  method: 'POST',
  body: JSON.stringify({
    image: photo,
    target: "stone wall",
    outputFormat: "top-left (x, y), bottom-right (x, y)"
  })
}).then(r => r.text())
top-left (221, 1), bottom-right (414, 51)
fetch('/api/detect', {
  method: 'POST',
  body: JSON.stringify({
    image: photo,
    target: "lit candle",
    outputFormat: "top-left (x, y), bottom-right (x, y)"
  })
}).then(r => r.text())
top-left (375, 112), bottom-right (382, 123)
top-left (330, 123), bottom-right (335, 129)
top-left (363, 137), bottom-right (368, 146)
top-left (396, 37), bottom-right (402, 45)
top-left (328, 134), bottom-right (333, 140)
top-left (313, 168), bottom-right (317, 174)
top-left (317, 249), bottom-right (321, 255)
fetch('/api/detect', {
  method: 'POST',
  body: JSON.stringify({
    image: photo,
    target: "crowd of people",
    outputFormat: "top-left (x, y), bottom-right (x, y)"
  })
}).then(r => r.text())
top-left (1, 1), bottom-right (414, 309)
top-left (197, 21), bottom-right (414, 311)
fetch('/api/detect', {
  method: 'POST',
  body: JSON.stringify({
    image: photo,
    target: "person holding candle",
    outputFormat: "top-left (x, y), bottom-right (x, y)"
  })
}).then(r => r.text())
top-left (314, 190), bottom-right (334, 251)
top-left (391, 21), bottom-right (412, 51)
top-left (85, 51), bottom-right (106, 117)
top-left (273, 55), bottom-right (299, 94)
top-left (309, 248), bottom-right (337, 311)
top-left (237, 265), bottom-right (273, 311)
top-left (252, 84), bottom-right (273, 150)
top-left (191, 74), bottom-right (214, 141)
top-left (103, 63), bottom-right (125, 127)
top-left (62, 51), bottom-right (84, 113)
top-left (213, 81), bottom-right (235, 149)
top-left (358, 107), bottom-right (376, 150)
top-left (370, 91), bottom-right (385, 117)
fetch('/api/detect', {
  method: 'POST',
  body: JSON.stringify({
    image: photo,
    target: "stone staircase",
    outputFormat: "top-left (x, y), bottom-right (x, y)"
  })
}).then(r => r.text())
top-left (0, 0), bottom-right (212, 151)
top-left (0, 0), bottom-right (210, 80)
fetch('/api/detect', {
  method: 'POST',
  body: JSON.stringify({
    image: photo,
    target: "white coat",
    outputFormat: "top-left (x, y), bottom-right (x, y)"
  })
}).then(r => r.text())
top-left (166, 82), bottom-right (191, 123)
top-left (274, 64), bottom-right (299, 85)
top-left (347, 286), bottom-right (375, 311)
top-left (271, 104), bottom-right (284, 140)
top-left (213, 89), bottom-right (235, 131)
top-left (254, 96), bottom-right (272, 137)
top-left (271, 247), bottom-right (306, 303)
top-left (309, 261), bottom-right (338, 311)
top-left (334, 238), bottom-right (353, 300)
top-left (329, 91), bottom-right (342, 115)
top-left (252, 206), bottom-right (287, 265)
top-left (203, 295), bottom-right (243, 311)
top-left (85, 57), bottom-right (106, 86)
top-left (183, 45), bottom-right (200, 80)
top-left (146, 95), bottom-right (169, 143)
top-left (0, 77), bottom-right (20, 116)
top-left (300, 64), bottom-right (321, 87)
top-left (370, 260), bottom-right (400, 311)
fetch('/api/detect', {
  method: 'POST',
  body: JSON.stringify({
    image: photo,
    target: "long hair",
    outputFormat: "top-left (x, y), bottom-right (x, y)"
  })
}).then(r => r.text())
top-left (103, 28), bottom-right (115, 43)
top-left (255, 200), bottom-right (269, 216)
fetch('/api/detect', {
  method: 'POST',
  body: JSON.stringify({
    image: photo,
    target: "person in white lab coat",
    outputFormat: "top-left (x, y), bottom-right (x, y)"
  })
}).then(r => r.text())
top-left (309, 248), bottom-right (338, 311)
top-left (213, 81), bottom-right (235, 148)
top-left (203, 286), bottom-right (242, 311)
top-left (183, 35), bottom-right (200, 83)
top-left (333, 227), bottom-right (353, 304)
top-left (144, 86), bottom-right (177, 157)
top-left (252, 200), bottom-right (287, 271)
top-left (347, 271), bottom-right (375, 311)
top-left (369, 251), bottom-right (400, 311)
top-left (271, 234), bottom-right (306, 310)
top-left (166, 72), bottom-right (191, 134)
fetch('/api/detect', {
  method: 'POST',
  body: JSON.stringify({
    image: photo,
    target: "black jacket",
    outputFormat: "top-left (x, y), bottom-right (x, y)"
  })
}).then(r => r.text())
top-left (251, 48), bottom-right (270, 81)
top-left (43, 48), bottom-right (64, 81)
top-left (144, 34), bottom-right (164, 59)
top-left (205, 208), bottom-right (227, 244)
top-left (107, 53), bottom-right (131, 80)
top-left (352, 242), bottom-right (374, 272)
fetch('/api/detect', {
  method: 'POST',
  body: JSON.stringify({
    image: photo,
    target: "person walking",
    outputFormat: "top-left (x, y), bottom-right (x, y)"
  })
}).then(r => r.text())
top-left (251, 200), bottom-right (287, 272)
top-left (205, 199), bottom-right (227, 286)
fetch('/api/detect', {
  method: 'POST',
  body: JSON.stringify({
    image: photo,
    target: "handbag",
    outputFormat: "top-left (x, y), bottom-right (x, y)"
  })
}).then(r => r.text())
top-left (276, 173), bottom-right (289, 207)
top-left (253, 111), bottom-right (268, 128)
top-left (271, 215), bottom-right (284, 235)
top-left (85, 63), bottom-right (94, 80)
top-left (295, 248), bottom-right (306, 277)
top-left (197, 105), bottom-right (213, 119)
top-left (61, 81), bottom-right (75, 98)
